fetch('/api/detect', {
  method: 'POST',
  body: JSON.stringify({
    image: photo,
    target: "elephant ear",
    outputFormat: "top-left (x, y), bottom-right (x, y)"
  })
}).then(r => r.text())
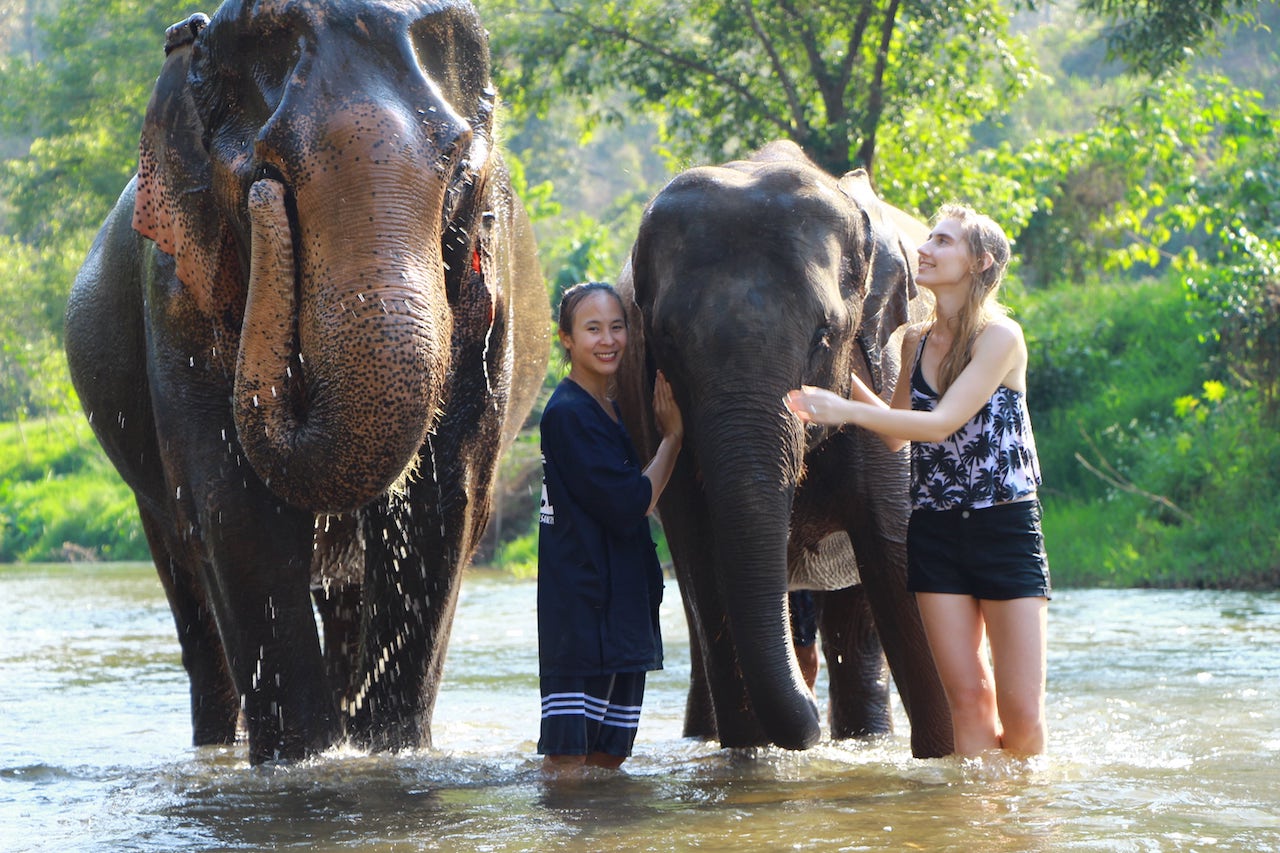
top-left (838, 169), bottom-right (927, 394)
top-left (133, 14), bottom-right (238, 316)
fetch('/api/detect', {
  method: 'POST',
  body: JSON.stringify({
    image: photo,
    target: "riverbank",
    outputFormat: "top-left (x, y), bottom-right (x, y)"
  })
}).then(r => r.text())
top-left (5, 267), bottom-right (1279, 590)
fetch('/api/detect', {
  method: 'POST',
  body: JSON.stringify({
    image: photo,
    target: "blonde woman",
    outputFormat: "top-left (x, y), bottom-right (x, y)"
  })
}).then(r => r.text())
top-left (787, 204), bottom-right (1049, 757)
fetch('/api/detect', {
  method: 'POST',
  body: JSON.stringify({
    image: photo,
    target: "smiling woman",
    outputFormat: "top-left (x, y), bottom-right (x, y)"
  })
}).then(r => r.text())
top-left (535, 282), bottom-right (684, 773)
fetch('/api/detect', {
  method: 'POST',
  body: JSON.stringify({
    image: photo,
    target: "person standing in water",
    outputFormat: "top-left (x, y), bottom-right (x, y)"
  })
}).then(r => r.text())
top-left (787, 204), bottom-right (1050, 757)
top-left (537, 281), bottom-right (684, 771)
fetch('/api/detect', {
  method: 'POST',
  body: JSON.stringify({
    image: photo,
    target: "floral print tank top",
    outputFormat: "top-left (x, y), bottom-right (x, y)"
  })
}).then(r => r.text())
top-left (909, 335), bottom-right (1042, 512)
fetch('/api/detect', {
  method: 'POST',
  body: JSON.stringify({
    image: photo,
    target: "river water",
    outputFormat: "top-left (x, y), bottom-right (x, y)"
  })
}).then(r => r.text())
top-left (1, 563), bottom-right (1277, 852)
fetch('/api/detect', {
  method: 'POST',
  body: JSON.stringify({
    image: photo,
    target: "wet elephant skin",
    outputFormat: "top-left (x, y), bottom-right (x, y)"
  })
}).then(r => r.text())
top-left (615, 140), bottom-right (953, 758)
top-left (64, 0), bottom-right (549, 764)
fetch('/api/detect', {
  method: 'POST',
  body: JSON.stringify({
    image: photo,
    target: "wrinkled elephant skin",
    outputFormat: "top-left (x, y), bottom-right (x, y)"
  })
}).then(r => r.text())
top-left (615, 140), bottom-right (952, 758)
top-left (64, 1), bottom-right (549, 764)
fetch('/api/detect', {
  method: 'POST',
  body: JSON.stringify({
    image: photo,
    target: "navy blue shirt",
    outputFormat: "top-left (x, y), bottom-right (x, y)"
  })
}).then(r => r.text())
top-left (537, 378), bottom-right (664, 677)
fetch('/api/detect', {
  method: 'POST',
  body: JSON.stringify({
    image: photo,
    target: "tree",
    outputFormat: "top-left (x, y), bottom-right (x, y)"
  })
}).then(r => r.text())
top-left (484, 0), bottom-right (1039, 182)
top-left (0, 0), bottom-right (192, 244)
top-left (1078, 0), bottom-right (1265, 77)
top-left (485, 0), bottom-right (1265, 181)
top-left (0, 0), bottom-right (190, 418)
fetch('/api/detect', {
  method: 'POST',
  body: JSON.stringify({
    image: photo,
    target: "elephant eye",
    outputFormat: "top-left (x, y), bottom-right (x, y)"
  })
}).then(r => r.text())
top-left (810, 325), bottom-right (832, 355)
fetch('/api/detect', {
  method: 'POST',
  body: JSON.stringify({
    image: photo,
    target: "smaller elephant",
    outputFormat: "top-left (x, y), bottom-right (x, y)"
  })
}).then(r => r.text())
top-left (65, 1), bottom-right (548, 764)
top-left (615, 140), bottom-right (952, 758)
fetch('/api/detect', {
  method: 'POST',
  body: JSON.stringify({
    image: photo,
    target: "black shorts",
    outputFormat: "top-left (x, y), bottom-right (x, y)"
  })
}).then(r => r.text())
top-left (537, 672), bottom-right (647, 758)
top-left (907, 499), bottom-right (1051, 600)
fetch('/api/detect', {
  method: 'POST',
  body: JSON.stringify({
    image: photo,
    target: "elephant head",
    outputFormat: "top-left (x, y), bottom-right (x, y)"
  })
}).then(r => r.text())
top-left (618, 140), bottom-right (933, 751)
top-left (133, 0), bottom-right (502, 513)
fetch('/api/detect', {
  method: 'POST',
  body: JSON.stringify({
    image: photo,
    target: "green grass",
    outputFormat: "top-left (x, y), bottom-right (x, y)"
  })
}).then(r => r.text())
top-left (0, 416), bottom-right (147, 562)
top-left (1017, 273), bottom-right (1280, 588)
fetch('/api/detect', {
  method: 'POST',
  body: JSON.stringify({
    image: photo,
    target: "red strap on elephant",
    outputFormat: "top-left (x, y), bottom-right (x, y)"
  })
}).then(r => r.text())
top-left (472, 248), bottom-right (483, 274)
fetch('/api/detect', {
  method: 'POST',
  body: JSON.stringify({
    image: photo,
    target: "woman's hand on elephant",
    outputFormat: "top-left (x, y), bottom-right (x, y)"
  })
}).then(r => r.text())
top-left (653, 370), bottom-right (684, 445)
top-left (786, 386), bottom-right (855, 427)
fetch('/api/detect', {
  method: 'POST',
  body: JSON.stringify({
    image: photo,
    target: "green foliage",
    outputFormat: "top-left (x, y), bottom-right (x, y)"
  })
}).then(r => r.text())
top-left (1017, 275), bottom-right (1207, 498)
top-left (1021, 271), bottom-right (1280, 588)
top-left (1078, 0), bottom-right (1264, 77)
top-left (873, 2), bottom-right (1043, 218)
top-left (989, 73), bottom-right (1280, 293)
top-left (0, 233), bottom-right (81, 419)
top-left (496, 530), bottom-right (538, 579)
top-left (1046, 380), bottom-right (1280, 588)
top-left (0, 0), bottom-right (191, 420)
top-left (1187, 233), bottom-right (1280, 424)
top-left (485, 0), bottom-right (1039, 180)
top-left (0, 416), bottom-right (146, 562)
top-left (0, 0), bottom-right (190, 244)
top-left (2, 0), bottom-right (1278, 586)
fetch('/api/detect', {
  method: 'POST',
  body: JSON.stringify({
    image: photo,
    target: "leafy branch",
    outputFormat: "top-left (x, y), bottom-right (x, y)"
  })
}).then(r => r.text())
top-left (1074, 423), bottom-right (1195, 524)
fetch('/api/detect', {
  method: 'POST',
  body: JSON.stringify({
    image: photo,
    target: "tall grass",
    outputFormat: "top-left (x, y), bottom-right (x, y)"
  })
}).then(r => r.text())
top-left (0, 416), bottom-right (146, 562)
top-left (1015, 273), bottom-right (1280, 588)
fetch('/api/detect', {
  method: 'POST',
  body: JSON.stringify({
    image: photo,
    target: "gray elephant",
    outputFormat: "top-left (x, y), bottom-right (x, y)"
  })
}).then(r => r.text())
top-left (64, 1), bottom-right (548, 764)
top-left (614, 141), bottom-right (952, 758)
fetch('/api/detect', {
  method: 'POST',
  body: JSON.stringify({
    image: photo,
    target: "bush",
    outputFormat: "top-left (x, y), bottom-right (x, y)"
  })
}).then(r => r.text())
top-left (0, 416), bottom-right (147, 562)
top-left (1043, 373), bottom-right (1280, 588)
top-left (1013, 274), bottom-right (1209, 499)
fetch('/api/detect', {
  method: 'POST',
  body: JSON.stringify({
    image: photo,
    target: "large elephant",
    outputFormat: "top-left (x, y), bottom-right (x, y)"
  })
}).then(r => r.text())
top-left (64, 0), bottom-right (549, 764)
top-left (614, 141), bottom-right (952, 758)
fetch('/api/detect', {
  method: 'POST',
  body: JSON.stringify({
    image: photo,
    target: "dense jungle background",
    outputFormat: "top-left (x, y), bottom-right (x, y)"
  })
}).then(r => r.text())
top-left (1, 0), bottom-right (1277, 587)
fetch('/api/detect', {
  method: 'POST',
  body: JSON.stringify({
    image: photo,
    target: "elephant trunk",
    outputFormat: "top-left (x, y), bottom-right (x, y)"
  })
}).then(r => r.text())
top-left (695, 390), bottom-right (820, 750)
top-left (234, 173), bottom-right (451, 513)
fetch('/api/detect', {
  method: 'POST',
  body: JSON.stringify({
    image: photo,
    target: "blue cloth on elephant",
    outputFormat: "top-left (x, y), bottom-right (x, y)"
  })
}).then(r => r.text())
top-left (537, 378), bottom-right (664, 679)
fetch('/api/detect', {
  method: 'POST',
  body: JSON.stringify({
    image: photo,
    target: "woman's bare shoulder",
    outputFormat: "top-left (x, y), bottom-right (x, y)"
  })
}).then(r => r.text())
top-left (978, 316), bottom-right (1026, 348)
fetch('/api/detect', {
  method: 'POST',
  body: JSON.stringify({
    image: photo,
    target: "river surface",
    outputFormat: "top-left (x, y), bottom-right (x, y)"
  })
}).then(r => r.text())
top-left (1, 563), bottom-right (1278, 852)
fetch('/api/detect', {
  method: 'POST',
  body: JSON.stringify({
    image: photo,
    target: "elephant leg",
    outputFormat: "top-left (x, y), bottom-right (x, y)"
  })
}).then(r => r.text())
top-left (848, 522), bottom-right (953, 758)
top-left (311, 513), bottom-right (365, 708)
top-left (346, 445), bottom-right (482, 751)
top-left (206, 518), bottom-right (338, 762)
top-left (180, 459), bottom-right (340, 764)
top-left (313, 583), bottom-right (362, 711)
top-left (680, 593), bottom-right (717, 740)
top-left (816, 585), bottom-right (892, 739)
top-left (139, 505), bottom-right (239, 745)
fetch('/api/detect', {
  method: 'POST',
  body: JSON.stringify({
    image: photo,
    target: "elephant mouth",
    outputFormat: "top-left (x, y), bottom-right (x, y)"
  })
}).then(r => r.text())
top-left (233, 170), bottom-right (442, 513)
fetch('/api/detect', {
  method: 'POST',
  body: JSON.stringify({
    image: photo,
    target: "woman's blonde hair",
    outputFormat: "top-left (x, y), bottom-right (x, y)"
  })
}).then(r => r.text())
top-left (930, 203), bottom-right (1012, 393)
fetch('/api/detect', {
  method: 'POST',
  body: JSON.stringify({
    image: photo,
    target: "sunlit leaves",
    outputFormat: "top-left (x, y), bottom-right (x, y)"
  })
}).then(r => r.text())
top-left (484, 0), bottom-right (1038, 181)
top-left (1078, 0), bottom-right (1262, 77)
